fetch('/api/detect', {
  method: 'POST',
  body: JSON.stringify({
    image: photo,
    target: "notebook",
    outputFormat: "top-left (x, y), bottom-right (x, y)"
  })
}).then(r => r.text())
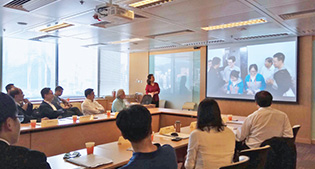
top-left (66, 154), bottom-right (113, 168)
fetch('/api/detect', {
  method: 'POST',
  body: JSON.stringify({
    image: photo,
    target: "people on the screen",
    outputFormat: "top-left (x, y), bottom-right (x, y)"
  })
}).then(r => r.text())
top-left (0, 92), bottom-right (51, 169)
top-left (244, 64), bottom-right (266, 95)
top-left (267, 53), bottom-right (293, 97)
top-left (207, 57), bottom-right (225, 95)
top-left (223, 56), bottom-right (241, 83)
top-left (227, 70), bottom-right (243, 94)
top-left (116, 105), bottom-right (177, 169)
top-left (260, 57), bottom-right (275, 83)
top-left (185, 99), bottom-right (235, 169)
top-left (236, 91), bottom-right (293, 150)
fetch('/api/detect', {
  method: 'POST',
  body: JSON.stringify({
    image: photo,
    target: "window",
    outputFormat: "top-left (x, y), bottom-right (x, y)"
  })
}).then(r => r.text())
top-left (58, 43), bottom-right (98, 97)
top-left (2, 38), bottom-right (56, 99)
top-left (99, 50), bottom-right (129, 96)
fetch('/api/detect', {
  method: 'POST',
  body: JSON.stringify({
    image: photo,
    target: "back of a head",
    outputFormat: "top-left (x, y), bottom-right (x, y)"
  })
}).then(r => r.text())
top-left (197, 98), bottom-right (224, 132)
top-left (84, 88), bottom-right (93, 97)
top-left (9, 88), bottom-right (21, 99)
top-left (55, 86), bottom-right (63, 92)
top-left (40, 87), bottom-right (51, 99)
top-left (0, 92), bottom-right (17, 128)
top-left (255, 91), bottom-right (273, 107)
top-left (212, 57), bottom-right (221, 66)
top-left (116, 105), bottom-right (152, 143)
top-left (5, 84), bottom-right (14, 92)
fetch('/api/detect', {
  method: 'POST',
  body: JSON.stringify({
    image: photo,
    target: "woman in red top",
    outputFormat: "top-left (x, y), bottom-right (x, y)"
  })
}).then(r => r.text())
top-left (145, 74), bottom-right (160, 107)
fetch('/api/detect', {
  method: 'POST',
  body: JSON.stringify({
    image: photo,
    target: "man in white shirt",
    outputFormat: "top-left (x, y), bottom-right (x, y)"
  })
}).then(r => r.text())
top-left (223, 56), bottom-right (241, 83)
top-left (260, 57), bottom-right (275, 83)
top-left (81, 88), bottom-right (104, 115)
top-left (236, 91), bottom-right (293, 149)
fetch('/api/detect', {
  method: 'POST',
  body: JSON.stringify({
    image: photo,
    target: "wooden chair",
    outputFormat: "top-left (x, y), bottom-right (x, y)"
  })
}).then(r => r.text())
top-left (292, 125), bottom-right (301, 142)
top-left (182, 102), bottom-right (196, 111)
top-left (220, 156), bottom-right (250, 169)
top-left (240, 145), bottom-right (270, 169)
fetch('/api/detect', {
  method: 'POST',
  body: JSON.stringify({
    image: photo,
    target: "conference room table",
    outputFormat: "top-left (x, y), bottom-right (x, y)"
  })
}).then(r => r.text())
top-left (47, 119), bottom-right (244, 169)
top-left (17, 108), bottom-right (245, 157)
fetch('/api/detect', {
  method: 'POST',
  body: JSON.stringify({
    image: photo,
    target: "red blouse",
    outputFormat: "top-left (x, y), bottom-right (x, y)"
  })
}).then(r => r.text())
top-left (145, 82), bottom-right (160, 102)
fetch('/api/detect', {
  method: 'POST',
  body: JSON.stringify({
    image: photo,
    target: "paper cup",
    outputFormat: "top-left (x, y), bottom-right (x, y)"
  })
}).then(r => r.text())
top-left (72, 115), bottom-right (78, 123)
top-left (30, 120), bottom-right (36, 128)
top-left (85, 142), bottom-right (95, 155)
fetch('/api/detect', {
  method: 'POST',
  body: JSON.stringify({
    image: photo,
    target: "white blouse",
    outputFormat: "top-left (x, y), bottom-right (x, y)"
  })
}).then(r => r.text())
top-left (185, 127), bottom-right (235, 169)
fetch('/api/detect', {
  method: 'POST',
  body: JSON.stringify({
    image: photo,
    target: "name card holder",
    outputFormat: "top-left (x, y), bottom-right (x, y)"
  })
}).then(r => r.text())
top-left (79, 115), bottom-right (93, 122)
top-left (41, 119), bottom-right (59, 127)
top-left (159, 125), bottom-right (175, 135)
top-left (117, 136), bottom-right (130, 145)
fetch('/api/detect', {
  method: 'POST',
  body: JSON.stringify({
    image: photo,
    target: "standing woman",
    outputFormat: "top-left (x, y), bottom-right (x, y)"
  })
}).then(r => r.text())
top-left (185, 99), bottom-right (235, 169)
top-left (145, 74), bottom-right (160, 107)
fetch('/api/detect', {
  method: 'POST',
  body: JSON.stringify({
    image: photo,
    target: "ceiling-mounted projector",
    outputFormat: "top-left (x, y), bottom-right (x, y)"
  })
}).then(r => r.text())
top-left (94, 3), bottom-right (134, 22)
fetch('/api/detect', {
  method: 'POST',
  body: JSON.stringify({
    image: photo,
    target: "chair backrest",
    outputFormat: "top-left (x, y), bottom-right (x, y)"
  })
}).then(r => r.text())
top-left (292, 125), bottom-right (301, 142)
top-left (220, 156), bottom-right (250, 169)
top-left (240, 145), bottom-right (270, 169)
top-left (141, 95), bottom-right (152, 105)
top-left (182, 102), bottom-right (196, 110)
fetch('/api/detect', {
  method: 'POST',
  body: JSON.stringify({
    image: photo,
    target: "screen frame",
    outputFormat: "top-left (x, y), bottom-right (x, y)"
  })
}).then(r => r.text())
top-left (205, 36), bottom-right (299, 103)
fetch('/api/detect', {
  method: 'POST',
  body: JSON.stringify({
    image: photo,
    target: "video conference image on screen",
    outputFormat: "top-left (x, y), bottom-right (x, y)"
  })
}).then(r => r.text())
top-left (206, 37), bottom-right (297, 102)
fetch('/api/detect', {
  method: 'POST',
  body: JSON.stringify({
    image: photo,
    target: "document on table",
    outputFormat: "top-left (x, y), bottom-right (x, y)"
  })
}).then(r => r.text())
top-left (66, 154), bottom-right (112, 168)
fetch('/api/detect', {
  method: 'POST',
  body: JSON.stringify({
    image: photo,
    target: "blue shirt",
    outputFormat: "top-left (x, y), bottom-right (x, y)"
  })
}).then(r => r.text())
top-left (112, 98), bottom-right (126, 112)
top-left (119, 144), bottom-right (177, 169)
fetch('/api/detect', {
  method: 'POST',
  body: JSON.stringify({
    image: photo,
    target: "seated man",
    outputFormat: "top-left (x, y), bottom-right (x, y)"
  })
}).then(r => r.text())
top-left (5, 83), bottom-right (15, 94)
top-left (81, 88), bottom-right (104, 115)
top-left (236, 91), bottom-right (293, 149)
top-left (116, 105), bottom-right (177, 169)
top-left (9, 88), bottom-right (34, 123)
top-left (39, 88), bottom-right (74, 119)
top-left (52, 86), bottom-right (82, 116)
top-left (111, 89), bottom-right (126, 112)
top-left (0, 92), bottom-right (51, 168)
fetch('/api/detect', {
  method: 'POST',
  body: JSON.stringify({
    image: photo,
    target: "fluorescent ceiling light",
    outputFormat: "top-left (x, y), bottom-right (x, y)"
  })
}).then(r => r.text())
top-left (39, 23), bottom-right (74, 32)
top-left (108, 38), bottom-right (144, 44)
top-left (129, 0), bottom-right (173, 8)
top-left (201, 18), bottom-right (267, 31)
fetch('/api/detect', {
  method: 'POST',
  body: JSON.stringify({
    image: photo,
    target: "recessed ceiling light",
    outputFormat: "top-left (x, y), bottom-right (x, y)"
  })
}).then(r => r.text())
top-left (108, 38), bottom-right (144, 44)
top-left (39, 23), bottom-right (74, 33)
top-left (129, 0), bottom-right (173, 8)
top-left (201, 18), bottom-right (267, 31)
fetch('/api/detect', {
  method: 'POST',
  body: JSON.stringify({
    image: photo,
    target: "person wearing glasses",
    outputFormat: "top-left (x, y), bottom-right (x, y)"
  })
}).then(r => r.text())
top-left (0, 92), bottom-right (51, 168)
top-left (9, 88), bottom-right (34, 123)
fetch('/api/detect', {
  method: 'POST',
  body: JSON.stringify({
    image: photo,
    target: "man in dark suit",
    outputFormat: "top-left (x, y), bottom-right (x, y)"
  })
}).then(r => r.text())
top-left (9, 88), bottom-right (34, 123)
top-left (207, 57), bottom-right (225, 95)
top-left (39, 87), bottom-right (74, 119)
top-left (0, 92), bottom-right (51, 169)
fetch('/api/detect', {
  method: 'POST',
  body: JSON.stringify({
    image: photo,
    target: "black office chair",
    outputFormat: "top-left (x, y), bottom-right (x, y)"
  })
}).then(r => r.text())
top-left (239, 145), bottom-right (270, 169)
top-left (140, 95), bottom-right (152, 105)
top-left (292, 125), bottom-right (301, 142)
top-left (220, 156), bottom-right (250, 169)
top-left (261, 137), bottom-right (297, 169)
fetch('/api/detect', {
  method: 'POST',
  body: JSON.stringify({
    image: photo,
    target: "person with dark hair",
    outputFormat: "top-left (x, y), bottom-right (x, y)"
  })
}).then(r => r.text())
top-left (236, 91), bottom-right (293, 149)
top-left (223, 56), bottom-right (241, 83)
top-left (267, 52), bottom-right (293, 96)
top-left (116, 105), bottom-right (177, 169)
top-left (260, 57), bottom-right (275, 83)
top-left (52, 86), bottom-right (70, 107)
top-left (207, 57), bottom-right (225, 95)
top-left (244, 64), bottom-right (266, 95)
top-left (39, 88), bottom-right (75, 119)
top-left (81, 88), bottom-right (104, 115)
top-left (111, 89), bottom-right (126, 112)
top-left (145, 74), bottom-right (160, 107)
top-left (0, 92), bottom-right (51, 169)
top-left (227, 70), bottom-right (243, 94)
top-left (9, 88), bottom-right (34, 123)
top-left (5, 83), bottom-right (15, 93)
top-left (185, 99), bottom-right (235, 169)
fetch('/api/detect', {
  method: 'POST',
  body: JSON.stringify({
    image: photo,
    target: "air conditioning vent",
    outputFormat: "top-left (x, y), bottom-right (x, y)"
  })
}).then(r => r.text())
top-left (3, 0), bottom-right (57, 12)
top-left (234, 33), bottom-right (289, 41)
top-left (182, 40), bottom-right (225, 46)
top-left (297, 29), bottom-right (315, 35)
top-left (279, 9), bottom-right (315, 20)
top-left (29, 34), bottom-right (60, 41)
top-left (152, 45), bottom-right (178, 49)
top-left (82, 43), bottom-right (107, 48)
top-left (147, 30), bottom-right (194, 39)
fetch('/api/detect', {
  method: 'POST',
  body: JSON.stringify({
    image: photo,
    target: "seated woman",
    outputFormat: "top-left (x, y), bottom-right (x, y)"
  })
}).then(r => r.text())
top-left (227, 70), bottom-right (243, 94)
top-left (245, 64), bottom-right (266, 95)
top-left (185, 99), bottom-right (235, 169)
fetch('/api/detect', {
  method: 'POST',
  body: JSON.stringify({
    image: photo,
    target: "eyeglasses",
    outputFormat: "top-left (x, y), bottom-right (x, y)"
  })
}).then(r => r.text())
top-left (16, 114), bottom-right (24, 123)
